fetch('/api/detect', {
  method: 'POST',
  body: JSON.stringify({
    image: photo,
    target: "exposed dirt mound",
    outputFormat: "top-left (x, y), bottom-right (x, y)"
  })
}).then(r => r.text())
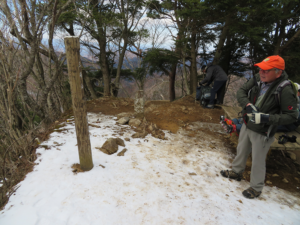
top-left (144, 96), bottom-right (223, 133)
top-left (86, 95), bottom-right (223, 133)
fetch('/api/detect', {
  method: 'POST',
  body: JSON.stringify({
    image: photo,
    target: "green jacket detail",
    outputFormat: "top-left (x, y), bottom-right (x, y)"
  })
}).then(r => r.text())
top-left (237, 71), bottom-right (298, 137)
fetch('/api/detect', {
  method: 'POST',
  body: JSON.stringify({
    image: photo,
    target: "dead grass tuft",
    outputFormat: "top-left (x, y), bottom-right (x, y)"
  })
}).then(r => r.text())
top-left (71, 163), bottom-right (84, 173)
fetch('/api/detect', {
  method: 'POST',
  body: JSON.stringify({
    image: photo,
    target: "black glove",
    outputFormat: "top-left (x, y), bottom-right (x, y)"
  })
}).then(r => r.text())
top-left (248, 112), bottom-right (270, 124)
top-left (246, 103), bottom-right (258, 113)
top-left (278, 135), bottom-right (288, 144)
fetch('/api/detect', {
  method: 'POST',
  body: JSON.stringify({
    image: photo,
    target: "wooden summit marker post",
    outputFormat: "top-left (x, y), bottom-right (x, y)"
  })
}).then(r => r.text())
top-left (64, 36), bottom-right (93, 171)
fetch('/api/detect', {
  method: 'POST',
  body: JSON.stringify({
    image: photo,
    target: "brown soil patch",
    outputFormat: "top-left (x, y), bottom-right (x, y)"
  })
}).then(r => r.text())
top-left (86, 97), bottom-right (134, 115)
top-left (85, 95), bottom-right (224, 134)
top-left (144, 96), bottom-right (223, 133)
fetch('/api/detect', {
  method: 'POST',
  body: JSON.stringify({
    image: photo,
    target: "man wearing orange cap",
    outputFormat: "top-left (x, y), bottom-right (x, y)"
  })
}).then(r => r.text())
top-left (220, 55), bottom-right (298, 199)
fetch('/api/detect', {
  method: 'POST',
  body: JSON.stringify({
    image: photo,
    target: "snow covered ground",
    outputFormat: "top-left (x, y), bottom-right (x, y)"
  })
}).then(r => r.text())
top-left (0, 113), bottom-right (300, 225)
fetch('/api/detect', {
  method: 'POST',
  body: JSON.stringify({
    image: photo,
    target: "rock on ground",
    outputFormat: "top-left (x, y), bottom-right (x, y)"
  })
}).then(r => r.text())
top-left (128, 118), bottom-right (142, 127)
top-left (99, 138), bottom-right (126, 155)
top-left (117, 117), bottom-right (130, 125)
top-left (117, 148), bottom-right (127, 156)
top-left (116, 112), bottom-right (133, 119)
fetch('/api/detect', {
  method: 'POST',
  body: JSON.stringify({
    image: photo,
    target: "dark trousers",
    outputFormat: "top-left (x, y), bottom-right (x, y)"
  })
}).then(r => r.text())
top-left (209, 80), bottom-right (227, 105)
top-left (196, 86), bottom-right (202, 101)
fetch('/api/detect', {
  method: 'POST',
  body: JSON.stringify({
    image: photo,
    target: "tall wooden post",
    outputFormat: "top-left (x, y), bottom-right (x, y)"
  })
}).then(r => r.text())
top-left (64, 36), bottom-right (93, 171)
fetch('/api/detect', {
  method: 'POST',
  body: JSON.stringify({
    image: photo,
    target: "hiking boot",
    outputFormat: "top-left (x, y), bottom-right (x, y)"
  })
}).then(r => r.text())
top-left (242, 187), bottom-right (261, 199)
top-left (216, 100), bottom-right (223, 105)
top-left (205, 104), bottom-right (214, 109)
top-left (220, 169), bottom-right (242, 181)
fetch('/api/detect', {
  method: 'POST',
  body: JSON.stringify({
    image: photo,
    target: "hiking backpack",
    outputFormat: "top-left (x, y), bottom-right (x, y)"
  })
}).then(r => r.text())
top-left (274, 80), bottom-right (299, 108)
top-left (199, 86), bottom-right (212, 107)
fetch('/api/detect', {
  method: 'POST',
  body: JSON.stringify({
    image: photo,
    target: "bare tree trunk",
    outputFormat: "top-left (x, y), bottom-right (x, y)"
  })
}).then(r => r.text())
top-left (190, 31), bottom-right (197, 94)
top-left (169, 29), bottom-right (182, 101)
top-left (89, 0), bottom-right (111, 97)
top-left (114, 38), bottom-right (128, 96)
top-left (212, 15), bottom-right (231, 65)
top-left (273, 19), bottom-right (287, 55)
top-left (169, 64), bottom-right (177, 101)
top-left (222, 34), bottom-right (232, 74)
top-left (279, 29), bottom-right (300, 54)
top-left (82, 68), bottom-right (97, 99)
top-left (98, 35), bottom-right (111, 96)
top-left (182, 49), bottom-right (190, 95)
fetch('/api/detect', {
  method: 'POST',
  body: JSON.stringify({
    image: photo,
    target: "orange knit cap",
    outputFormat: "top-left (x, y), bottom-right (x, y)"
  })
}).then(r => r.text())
top-left (254, 55), bottom-right (285, 70)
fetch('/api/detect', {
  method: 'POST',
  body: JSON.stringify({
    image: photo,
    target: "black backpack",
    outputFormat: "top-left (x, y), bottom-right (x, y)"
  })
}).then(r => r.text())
top-left (199, 86), bottom-right (212, 107)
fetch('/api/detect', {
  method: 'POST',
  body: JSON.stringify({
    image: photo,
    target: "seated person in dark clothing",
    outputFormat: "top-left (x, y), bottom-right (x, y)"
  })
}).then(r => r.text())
top-left (198, 63), bottom-right (228, 109)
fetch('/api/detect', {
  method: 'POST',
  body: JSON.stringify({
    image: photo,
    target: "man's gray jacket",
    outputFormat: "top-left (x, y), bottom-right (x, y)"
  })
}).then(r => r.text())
top-left (200, 63), bottom-right (228, 85)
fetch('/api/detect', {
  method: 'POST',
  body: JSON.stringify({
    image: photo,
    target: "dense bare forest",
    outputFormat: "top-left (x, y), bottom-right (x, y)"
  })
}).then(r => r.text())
top-left (0, 0), bottom-right (299, 207)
